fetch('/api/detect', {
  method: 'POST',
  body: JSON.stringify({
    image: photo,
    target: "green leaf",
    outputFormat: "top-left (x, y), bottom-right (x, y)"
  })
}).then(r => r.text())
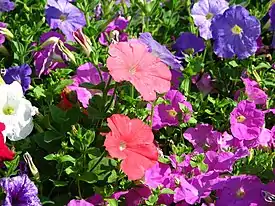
top-left (49, 179), bottom-right (68, 187)
top-left (107, 170), bottom-right (117, 183)
top-left (78, 172), bottom-right (98, 183)
top-left (49, 105), bottom-right (68, 123)
top-left (53, 79), bottom-right (73, 94)
top-left (160, 188), bottom-right (175, 195)
top-left (44, 131), bottom-right (62, 143)
top-left (105, 199), bottom-right (118, 206)
top-left (228, 60), bottom-right (238, 68)
top-left (44, 154), bottom-right (58, 161)
top-left (60, 155), bottom-right (76, 164)
top-left (33, 85), bottom-right (46, 98)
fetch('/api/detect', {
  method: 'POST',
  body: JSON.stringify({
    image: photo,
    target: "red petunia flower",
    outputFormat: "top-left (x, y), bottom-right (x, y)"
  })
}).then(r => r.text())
top-left (0, 123), bottom-right (14, 161)
top-left (104, 114), bottom-right (158, 180)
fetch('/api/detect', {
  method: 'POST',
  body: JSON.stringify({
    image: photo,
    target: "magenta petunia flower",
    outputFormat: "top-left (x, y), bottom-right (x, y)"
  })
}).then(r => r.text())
top-left (152, 90), bottom-right (193, 130)
top-left (191, 0), bottom-right (229, 40)
top-left (211, 6), bottom-right (261, 59)
top-left (183, 124), bottom-right (221, 151)
top-left (230, 100), bottom-right (265, 141)
top-left (204, 148), bottom-right (249, 173)
top-left (67, 62), bottom-right (111, 108)
top-left (45, 0), bottom-right (86, 41)
top-left (99, 16), bottom-right (129, 46)
top-left (67, 199), bottom-right (93, 206)
top-left (0, 22), bottom-right (7, 45)
top-left (242, 77), bottom-right (268, 105)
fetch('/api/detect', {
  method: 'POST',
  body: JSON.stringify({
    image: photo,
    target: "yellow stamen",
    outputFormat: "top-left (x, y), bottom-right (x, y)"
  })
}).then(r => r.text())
top-left (231, 25), bottom-right (243, 35)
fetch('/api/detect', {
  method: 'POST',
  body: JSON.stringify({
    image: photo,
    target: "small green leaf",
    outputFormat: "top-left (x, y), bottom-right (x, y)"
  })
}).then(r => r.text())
top-left (60, 155), bottom-right (75, 163)
top-left (49, 179), bottom-right (68, 187)
top-left (105, 199), bottom-right (118, 206)
top-left (44, 131), bottom-right (62, 143)
top-left (54, 79), bottom-right (73, 94)
top-left (160, 188), bottom-right (175, 195)
top-left (49, 105), bottom-right (68, 123)
top-left (228, 60), bottom-right (238, 68)
top-left (78, 172), bottom-right (97, 184)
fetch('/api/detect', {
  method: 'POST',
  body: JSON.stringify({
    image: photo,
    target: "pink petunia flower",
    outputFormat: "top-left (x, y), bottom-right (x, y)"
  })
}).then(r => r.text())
top-left (107, 41), bottom-right (171, 101)
top-left (104, 114), bottom-right (158, 180)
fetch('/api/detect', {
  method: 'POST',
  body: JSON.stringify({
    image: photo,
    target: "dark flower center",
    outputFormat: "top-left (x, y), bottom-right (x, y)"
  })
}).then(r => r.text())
top-left (231, 25), bottom-right (243, 35)
top-left (59, 14), bottom-right (68, 21)
top-left (236, 187), bottom-right (245, 198)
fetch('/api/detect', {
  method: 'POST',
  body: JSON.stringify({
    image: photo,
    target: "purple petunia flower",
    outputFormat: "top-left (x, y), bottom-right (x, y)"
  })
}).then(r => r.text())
top-left (242, 77), bottom-right (268, 105)
top-left (269, 4), bottom-right (275, 48)
top-left (151, 90), bottom-right (193, 130)
top-left (139, 32), bottom-right (182, 70)
top-left (0, 174), bottom-right (41, 206)
top-left (3, 64), bottom-right (32, 93)
top-left (45, 0), bottom-right (86, 41)
top-left (99, 16), bottom-right (129, 46)
top-left (67, 199), bottom-right (93, 206)
top-left (171, 70), bottom-right (183, 90)
top-left (230, 100), bottom-right (265, 141)
top-left (33, 31), bottom-right (72, 77)
top-left (211, 6), bottom-right (261, 59)
top-left (213, 175), bottom-right (266, 206)
top-left (172, 32), bottom-right (205, 57)
top-left (67, 62), bottom-right (111, 108)
top-left (94, 3), bottom-right (102, 20)
top-left (0, 22), bottom-right (7, 45)
top-left (183, 124), bottom-right (221, 151)
top-left (115, 0), bottom-right (130, 7)
top-left (191, 0), bottom-right (229, 40)
top-left (192, 72), bottom-right (213, 96)
top-left (0, 0), bottom-right (15, 12)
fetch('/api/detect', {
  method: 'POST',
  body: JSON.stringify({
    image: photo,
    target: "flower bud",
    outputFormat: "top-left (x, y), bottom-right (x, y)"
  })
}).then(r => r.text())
top-left (57, 40), bottom-right (76, 64)
top-left (23, 152), bottom-right (39, 180)
top-left (40, 36), bottom-right (60, 48)
top-left (73, 29), bottom-right (92, 57)
top-left (0, 27), bottom-right (14, 40)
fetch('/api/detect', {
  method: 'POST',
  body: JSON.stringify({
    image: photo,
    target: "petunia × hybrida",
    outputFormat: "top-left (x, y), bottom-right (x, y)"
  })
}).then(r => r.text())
top-left (0, 0), bottom-right (15, 12)
top-left (139, 32), bottom-right (182, 71)
top-left (67, 62), bottom-right (111, 108)
top-left (191, 0), bottom-right (229, 40)
top-left (230, 100), bottom-right (265, 141)
top-left (0, 174), bottom-right (41, 206)
top-left (211, 6), bottom-right (261, 59)
top-left (45, 0), bottom-right (86, 41)
top-left (151, 90), bottom-right (193, 130)
top-left (0, 122), bottom-right (14, 161)
top-left (3, 64), bottom-right (32, 93)
top-left (33, 31), bottom-right (73, 77)
top-left (0, 81), bottom-right (37, 141)
top-left (99, 16), bottom-right (129, 46)
top-left (104, 114), bottom-right (158, 180)
top-left (107, 41), bottom-right (171, 101)
top-left (269, 4), bottom-right (275, 48)
top-left (191, 72), bottom-right (213, 96)
top-left (241, 77), bottom-right (268, 105)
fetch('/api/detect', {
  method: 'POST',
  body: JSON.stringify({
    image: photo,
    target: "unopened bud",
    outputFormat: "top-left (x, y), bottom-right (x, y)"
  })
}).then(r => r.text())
top-left (40, 37), bottom-right (60, 48)
top-left (0, 28), bottom-right (14, 40)
top-left (57, 40), bottom-right (76, 64)
top-left (23, 152), bottom-right (39, 180)
top-left (73, 29), bottom-right (92, 57)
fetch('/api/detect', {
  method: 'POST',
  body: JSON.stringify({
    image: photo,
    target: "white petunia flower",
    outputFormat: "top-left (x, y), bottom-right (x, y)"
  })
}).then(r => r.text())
top-left (0, 81), bottom-right (37, 141)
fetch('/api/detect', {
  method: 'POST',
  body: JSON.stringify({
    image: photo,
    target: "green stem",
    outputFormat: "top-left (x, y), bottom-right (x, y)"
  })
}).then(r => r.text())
top-left (90, 151), bottom-right (107, 172)
top-left (104, 83), bottom-right (117, 113)
top-left (77, 180), bottom-right (82, 199)
top-left (130, 85), bottom-right (135, 98)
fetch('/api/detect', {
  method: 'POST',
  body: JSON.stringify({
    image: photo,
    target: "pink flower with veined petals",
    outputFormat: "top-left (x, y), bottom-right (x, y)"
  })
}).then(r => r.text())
top-left (107, 41), bottom-right (171, 101)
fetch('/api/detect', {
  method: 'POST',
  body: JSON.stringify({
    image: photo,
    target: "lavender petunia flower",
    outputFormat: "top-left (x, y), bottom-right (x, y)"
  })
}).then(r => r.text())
top-left (191, 0), bottom-right (229, 40)
top-left (139, 32), bottom-right (182, 70)
top-left (67, 62), bottom-right (111, 108)
top-left (3, 64), bottom-right (32, 93)
top-left (0, 0), bottom-right (15, 12)
top-left (115, 0), bottom-right (130, 7)
top-left (242, 77), bottom-right (268, 105)
top-left (192, 72), bottom-right (213, 96)
top-left (183, 124), bottom-right (221, 151)
top-left (0, 174), bottom-right (41, 206)
top-left (211, 6), bottom-right (261, 59)
top-left (172, 32), bottom-right (205, 57)
top-left (230, 100), bottom-right (265, 141)
top-left (45, 0), bottom-right (86, 41)
top-left (152, 90), bottom-right (193, 130)
top-left (94, 3), bottom-right (102, 20)
top-left (33, 31), bottom-right (72, 77)
top-left (99, 16), bottom-right (129, 46)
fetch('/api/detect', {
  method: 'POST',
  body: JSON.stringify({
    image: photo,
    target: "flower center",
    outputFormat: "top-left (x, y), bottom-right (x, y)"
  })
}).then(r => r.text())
top-left (129, 66), bottom-right (136, 75)
top-left (237, 115), bottom-right (246, 123)
top-left (184, 48), bottom-right (195, 55)
top-left (59, 14), bottom-right (68, 21)
top-left (236, 187), bottom-right (245, 198)
top-left (167, 109), bottom-right (177, 117)
top-left (231, 25), bottom-right (243, 35)
top-left (119, 142), bottom-right (126, 151)
top-left (3, 105), bottom-right (15, 115)
top-left (206, 12), bottom-right (213, 20)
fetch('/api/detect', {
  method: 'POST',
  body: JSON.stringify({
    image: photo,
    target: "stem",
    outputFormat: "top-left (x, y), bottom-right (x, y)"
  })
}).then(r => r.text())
top-left (90, 151), bottom-right (107, 172)
top-left (104, 83), bottom-right (117, 113)
top-left (77, 180), bottom-right (82, 199)
top-left (130, 85), bottom-right (135, 98)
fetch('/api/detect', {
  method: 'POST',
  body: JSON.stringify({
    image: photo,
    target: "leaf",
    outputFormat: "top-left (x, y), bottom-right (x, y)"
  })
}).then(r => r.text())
top-left (44, 131), bottom-right (62, 143)
top-left (228, 60), bottom-right (238, 68)
top-left (107, 170), bottom-right (117, 183)
top-left (78, 172), bottom-right (97, 183)
top-left (160, 188), bottom-right (175, 195)
top-left (60, 155), bottom-right (76, 164)
top-left (33, 86), bottom-right (46, 98)
top-left (105, 199), bottom-right (118, 206)
top-left (49, 105), bottom-right (68, 123)
top-left (53, 79), bottom-right (73, 94)
top-left (44, 154), bottom-right (58, 161)
top-left (49, 179), bottom-right (68, 187)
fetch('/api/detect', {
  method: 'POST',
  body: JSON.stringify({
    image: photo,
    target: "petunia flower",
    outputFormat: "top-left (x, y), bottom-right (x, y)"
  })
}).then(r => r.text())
top-left (33, 31), bottom-right (73, 77)
top-left (171, 70), bottom-right (183, 90)
top-left (211, 6), bottom-right (261, 59)
top-left (67, 62), bottom-right (111, 108)
top-left (242, 77), bottom-right (268, 105)
top-left (104, 114), bottom-right (158, 180)
top-left (107, 41), bottom-right (171, 101)
top-left (172, 32), bottom-right (205, 57)
top-left (191, 0), bottom-right (229, 40)
top-left (230, 100), bottom-right (265, 141)
top-left (0, 122), bottom-right (14, 161)
top-left (0, 0), bottom-right (15, 12)
top-left (0, 22), bottom-right (7, 46)
top-left (94, 3), bottom-right (102, 20)
top-left (151, 90), bottom-right (193, 130)
top-left (0, 174), bottom-right (41, 205)
top-left (45, 0), bottom-right (86, 41)
top-left (192, 72), bottom-right (213, 96)
top-left (3, 64), bottom-right (32, 93)
top-left (0, 81), bottom-right (37, 141)
top-left (269, 4), bottom-right (275, 48)
top-left (99, 16), bottom-right (129, 46)
top-left (139, 32), bottom-right (182, 70)
top-left (67, 199), bottom-right (93, 206)
top-left (183, 124), bottom-right (221, 151)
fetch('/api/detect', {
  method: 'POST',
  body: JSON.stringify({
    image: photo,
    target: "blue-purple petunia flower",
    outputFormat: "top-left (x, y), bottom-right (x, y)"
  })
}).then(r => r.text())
top-left (0, 0), bottom-right (15, 12)
top-left (3, 64), bottom-right (32, 93)
top-left (0, 174), bottom-right (41, 206)
top-left (269, 4), bottom-right (275, 48)
top-left (172, 32), bottom-right (205, 57)
top-left (211, 6), bottom-right (261, 59)
top-left (139, 32), bottom-right (182, 70)
top-left (45, 0), bottom-right (86, 41)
